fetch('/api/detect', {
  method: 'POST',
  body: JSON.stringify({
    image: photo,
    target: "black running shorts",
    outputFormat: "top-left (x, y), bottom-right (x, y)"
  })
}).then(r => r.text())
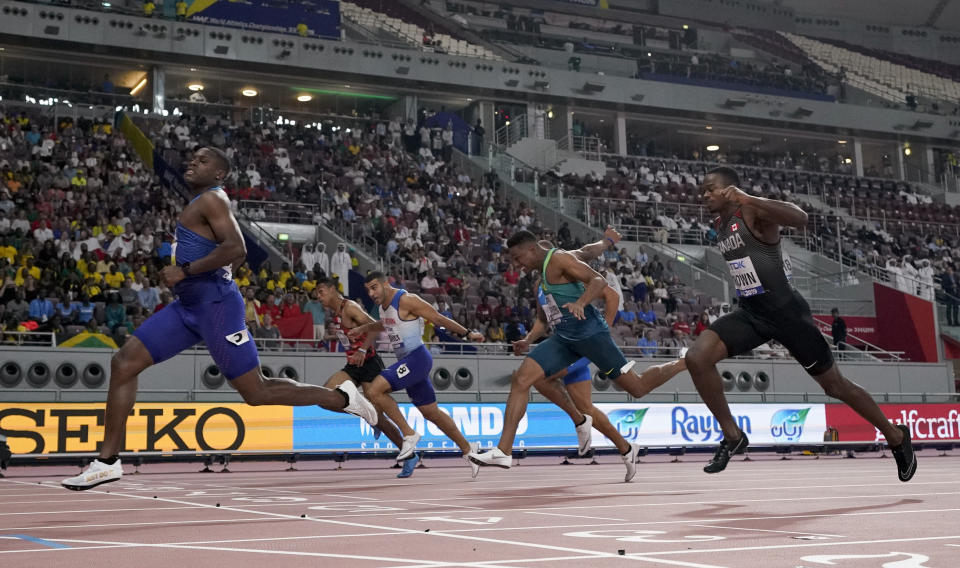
top-left (342, 354), bottom-right (386, 384)
top-left (709, 289), bottom-right (835, 376)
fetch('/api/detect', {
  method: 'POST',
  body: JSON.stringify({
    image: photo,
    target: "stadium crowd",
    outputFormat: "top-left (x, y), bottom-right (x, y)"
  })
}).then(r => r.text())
top-left (2, 101), bottom-right (957, 364)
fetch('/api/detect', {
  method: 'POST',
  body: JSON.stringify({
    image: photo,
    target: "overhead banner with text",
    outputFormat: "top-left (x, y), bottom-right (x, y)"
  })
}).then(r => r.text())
top-left (187, 0), bottom-right (341, 39)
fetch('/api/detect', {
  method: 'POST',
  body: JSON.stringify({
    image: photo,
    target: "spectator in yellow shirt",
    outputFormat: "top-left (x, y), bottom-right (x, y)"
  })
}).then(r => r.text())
top-left (176, 0), bottom-right (187, 20)
top-left (104, 266), bottom-right (125, 288)
top-left (234, 267), bottom-right (251, 287)
top-left (296, 21), bottom-right (309, 37)
top-left (143, 1), bottom-right (156, 17)
top-left (70, 170), bottom-right (87, 189)
top-left (15, 259), bottom-right (41, 285)
top-left (278, 262), bottom-right (295, 288)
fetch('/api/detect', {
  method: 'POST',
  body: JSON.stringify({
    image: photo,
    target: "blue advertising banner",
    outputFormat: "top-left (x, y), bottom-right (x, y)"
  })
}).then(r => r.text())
top-left (293, 403), bottom-right (580, 452)
top-left (187, 0), bottom-right (341, 39)
top-left (292, 403), bottom-right (828, 452)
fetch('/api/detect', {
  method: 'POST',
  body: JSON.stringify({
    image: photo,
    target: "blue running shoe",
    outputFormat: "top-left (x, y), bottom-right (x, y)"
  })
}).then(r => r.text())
top-left (397, 453), bottom-right (420, 478)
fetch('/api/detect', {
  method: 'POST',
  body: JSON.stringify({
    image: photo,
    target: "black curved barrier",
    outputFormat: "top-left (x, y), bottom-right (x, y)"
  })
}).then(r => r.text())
top-left (736, 371), bottom-right (753, 392)
top-left (202, 364), bottom-right (225, 389)
top-left (55, 362), bottom-right (79, 389)
top-left (721, 370), bottom-right (735, 392)
top-left (0, 362), bottom-right (22, 388)
top-left (592, 372), bottom-right (610, 391)
top-left (454, 367), bottom-right (474, 390)
top-left (260, 366), bottom-right (274, 377)
top-left (27, 362), bottom-right (51, 388)
top-left (82, 363), bottom-right (106, 388)
top-left (753, 371), bottom-right (771, 392)
top-left (432, 367), bottom-right (452, 390)
top-left (278, 366), bottom-right (299, 381)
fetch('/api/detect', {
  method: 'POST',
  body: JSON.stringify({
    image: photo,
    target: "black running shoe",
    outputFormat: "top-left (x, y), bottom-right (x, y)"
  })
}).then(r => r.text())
top-left (704, 430), bottom-right (749, 474)
top-left (891, 424), bottom-right (917, 482)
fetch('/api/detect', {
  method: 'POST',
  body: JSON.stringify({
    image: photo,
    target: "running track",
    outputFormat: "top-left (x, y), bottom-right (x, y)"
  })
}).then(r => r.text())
top-left (1, 451), bottom-right (959, 567)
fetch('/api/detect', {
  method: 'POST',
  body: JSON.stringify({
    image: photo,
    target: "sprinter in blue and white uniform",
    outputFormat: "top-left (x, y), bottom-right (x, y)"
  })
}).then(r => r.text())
top-left (351, 272), bottom-right (485, 476)
top-left (62, 147), bottom-right (377, 491)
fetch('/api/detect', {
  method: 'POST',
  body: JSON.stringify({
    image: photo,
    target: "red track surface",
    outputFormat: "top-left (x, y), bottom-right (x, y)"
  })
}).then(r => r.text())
top-left (2, 452), bottom-right (959, 567)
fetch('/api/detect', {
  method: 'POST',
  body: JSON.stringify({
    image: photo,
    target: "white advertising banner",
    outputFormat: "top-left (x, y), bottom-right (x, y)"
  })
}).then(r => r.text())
top-left (591, 403), bottom-right (828, 447)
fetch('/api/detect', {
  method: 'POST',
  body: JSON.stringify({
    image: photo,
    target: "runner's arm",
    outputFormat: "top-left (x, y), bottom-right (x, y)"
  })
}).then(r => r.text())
top-left (403, 293), bottom-right (483, 341)
top-left (574, 226), bottom-right (621, 263)
top-left (191, 191), bottom-right (247, 274)
top-left (556, 251), bottom-right (607, 317)
top-left (601, 284), bottom-right (619, 326)
top-left (344, 301), bottom-right (379, 351)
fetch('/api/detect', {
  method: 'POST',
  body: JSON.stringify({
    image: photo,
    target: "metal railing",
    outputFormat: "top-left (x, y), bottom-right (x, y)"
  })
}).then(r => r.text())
top-left (557, 135), bottom-right (603, 162)
top-left (493, 114), bottom-right (528, 149)
top-left (240, 338), bottom-right (906, 362)
top-left (238, 200), bottom-right (321, 225)
top-left (2, 331), bottom-right (57, 347)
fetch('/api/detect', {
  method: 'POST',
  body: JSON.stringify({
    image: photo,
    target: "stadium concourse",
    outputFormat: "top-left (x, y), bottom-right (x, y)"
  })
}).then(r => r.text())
top-left (2, 0), bottom-right (960, 565)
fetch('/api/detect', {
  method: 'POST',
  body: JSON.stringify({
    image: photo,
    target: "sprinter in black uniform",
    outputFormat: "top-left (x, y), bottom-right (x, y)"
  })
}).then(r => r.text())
top-left (685, 166), bottom-right (916, 481)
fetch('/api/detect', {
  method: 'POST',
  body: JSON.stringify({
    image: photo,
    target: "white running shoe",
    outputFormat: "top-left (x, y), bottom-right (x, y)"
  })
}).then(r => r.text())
top-left (337, 381), bottom-right (378, 426)
top-left (575, 414), bottom-right (593, 456)
top-left (397, 432), bottom-right (421, 461)
top-left (468, 447), bottom-right (512, 469)
top-left (465, 442), bottom-right (481, 478)
top-left (62, 458), bottom-right (123, 491)
top-left (622, 443), bottom-right (640, 482)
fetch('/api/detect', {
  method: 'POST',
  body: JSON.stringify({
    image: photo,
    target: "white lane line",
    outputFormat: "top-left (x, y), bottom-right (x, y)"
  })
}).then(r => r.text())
top-left (0, 517), bottom-right (290, 533)
top-left (0, 506), bottom-right (201, 516)
top-left (407, 502), bottom-right (483, 510)
top-left (528, 512), bottom-right (628, 522)
top-left (634, 534), bottom-right (960, 557)
top-left (17, 537), bottom-right (481, 566)
top-left (386, 554), bottom-right (609, 567)
top-left (0, 479), bottom-right (728, 567)
top-left (323, 493), bottom-right (378, 501)
top-left (689, 524), bottom-right (843, 538)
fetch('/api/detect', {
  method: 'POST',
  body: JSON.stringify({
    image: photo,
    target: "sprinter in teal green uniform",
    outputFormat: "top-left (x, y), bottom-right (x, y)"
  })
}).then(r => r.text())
top-left (469, 230), bottom-right (686, 474)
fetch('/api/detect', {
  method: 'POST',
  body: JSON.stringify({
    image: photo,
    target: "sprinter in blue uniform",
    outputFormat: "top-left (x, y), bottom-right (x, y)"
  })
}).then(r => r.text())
top-left (63, 147), bottom-right (377, 491)
top-left (351, 272), bottom-right (485, 477)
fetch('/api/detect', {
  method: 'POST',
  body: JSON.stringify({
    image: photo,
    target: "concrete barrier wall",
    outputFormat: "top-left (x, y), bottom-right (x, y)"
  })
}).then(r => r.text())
top-left (0, 348), bottom-right (953, 403)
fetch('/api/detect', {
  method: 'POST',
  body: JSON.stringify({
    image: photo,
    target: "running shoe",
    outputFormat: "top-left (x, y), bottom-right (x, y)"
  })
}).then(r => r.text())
top-left (703, 430), bottom-right (749, 474)
top-left (397, 432), bottom-right (421, 461)
top-left (62, 458), bottom-right (123, 491)
top-left (891, 424), bottom-right (917, 482)
top-left (622, 442), bottom-right (640, 482)
top-left (465, 442), bottom-right (481, 478)
top-left (575, 414), bottom-right (594, 456)
top-left (468, 447), bottom-right (512, 469)
top-left (337, 381), bottom-right (378, 426)
top-left (397, 452), bottom-right (420, 478)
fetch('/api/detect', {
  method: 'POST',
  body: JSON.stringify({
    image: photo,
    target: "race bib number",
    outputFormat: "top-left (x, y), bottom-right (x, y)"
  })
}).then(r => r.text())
top-left (336, 331), bottom-right (351, 349)
top-left (542, 293), bottom-right (563, 327)
top-left (396, 363), bottom-right (410, 378)
top-left (388, 333), bottom-right (402, 349)
top-left (782, 251), bottom-right (793, 282)
top-left (727, 256), bottom-right (765, 297)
